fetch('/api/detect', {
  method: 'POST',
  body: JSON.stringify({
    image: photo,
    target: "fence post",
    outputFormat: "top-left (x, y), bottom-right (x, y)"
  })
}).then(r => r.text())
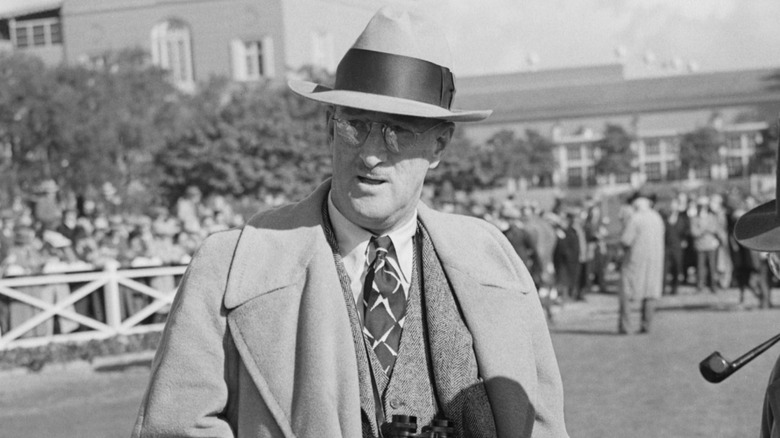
top-left (103, 260), bottom-right (122, 332)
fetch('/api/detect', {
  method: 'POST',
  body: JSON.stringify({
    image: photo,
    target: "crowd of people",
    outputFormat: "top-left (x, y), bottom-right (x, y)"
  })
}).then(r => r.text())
top-left (431, 187), bottom-right (777, 324)
top-left (0, 181), bottom-right (245, 337)
top-left (0, 176), bottom-right (775, 337)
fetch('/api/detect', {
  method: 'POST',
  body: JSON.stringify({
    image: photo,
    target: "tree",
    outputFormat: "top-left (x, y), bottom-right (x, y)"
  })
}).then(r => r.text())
top-left (0, 53), bottom-right (61, 195)
top-left (751, 122), bottom-right (778, 174)
top-left (425, 125), bottom-right (481, 191)
top-left (52, 48), bottom-right (180, 194)
top-left (593, 124), bottom-right (635, 180)
top-left (0, 49), bottom-right (180, 203)
top-left (524, 129), bottom-right (557, 186)
top-left (678, 126), bottom-right (723, 175)
top-left (154, 69), bottom-right (332, 204)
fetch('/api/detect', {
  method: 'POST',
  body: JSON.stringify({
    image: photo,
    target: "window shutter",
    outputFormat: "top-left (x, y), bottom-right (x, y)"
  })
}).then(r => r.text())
top-left (230, 39), bottom-right (247, 81)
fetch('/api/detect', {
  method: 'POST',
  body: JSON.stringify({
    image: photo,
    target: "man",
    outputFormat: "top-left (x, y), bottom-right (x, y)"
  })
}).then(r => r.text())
top-left (663, 197), bottom-right (690, 295)
top-left (552, 211), bottom-right (580, 303)
top-left (690, 196), bottom-right (724, 294)
top-left (133, 7), bottom-right (567, 438)
top-left (618, 192), bottom-right (665, 334)
top-left (733, 127), bottom-right (780, 438)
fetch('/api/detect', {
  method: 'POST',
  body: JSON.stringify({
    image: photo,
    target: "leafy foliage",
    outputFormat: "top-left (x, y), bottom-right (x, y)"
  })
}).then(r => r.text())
top-left (0, 49), bottom-right (178, 199)
top-left (429, 128), bottom-right (557, 191)
top-left (153, 75), bottom-right (331, 204)
top-left (678, 126), bottom-right (724, 173)
top-left (751, 122), bottom-right (778, 173)
top-left (524, 129), bottom-right (557, 185)
top-left (593, 124), bottom-right (635, 177)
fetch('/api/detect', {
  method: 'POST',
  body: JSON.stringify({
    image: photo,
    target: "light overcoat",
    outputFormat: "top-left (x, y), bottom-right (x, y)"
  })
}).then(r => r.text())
top-left (762, 356), bottom-right (780, 438)
top-left (620, 208), bottom-right (666, 300)
top-left (132, 181), bottom-right (568, 438)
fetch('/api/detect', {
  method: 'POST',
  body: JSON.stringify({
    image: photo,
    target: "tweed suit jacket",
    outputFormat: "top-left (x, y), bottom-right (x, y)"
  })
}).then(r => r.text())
top-left (762, 356), bottom-right (780, 438)
top-left (132, 180), bottom-right (568, 438)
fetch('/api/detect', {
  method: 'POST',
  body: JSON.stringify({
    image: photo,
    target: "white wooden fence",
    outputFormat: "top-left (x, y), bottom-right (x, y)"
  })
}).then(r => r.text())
top-left (0, 262), bottom-right (187, 350)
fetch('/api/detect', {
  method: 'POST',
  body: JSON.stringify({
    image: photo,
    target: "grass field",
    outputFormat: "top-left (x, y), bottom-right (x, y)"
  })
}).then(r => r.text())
top-left (0, 288), bottom-right (777, 438)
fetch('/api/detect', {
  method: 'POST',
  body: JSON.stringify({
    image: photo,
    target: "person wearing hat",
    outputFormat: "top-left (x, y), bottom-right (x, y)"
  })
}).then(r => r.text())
top-left (617, 191), bottom-right (665, 334)
top-left (733, 128), bottom-right (780, 438)
top-left (691, 195), bottom-right (726, 294)
top-left (32, 179), bottom-right (62, 232)
top-left (134, 6), bottom-right (567, 438)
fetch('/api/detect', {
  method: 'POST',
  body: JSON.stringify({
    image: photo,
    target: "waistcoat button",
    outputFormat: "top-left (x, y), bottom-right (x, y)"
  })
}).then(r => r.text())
top-left (389, 398), bottom-right (404, 409)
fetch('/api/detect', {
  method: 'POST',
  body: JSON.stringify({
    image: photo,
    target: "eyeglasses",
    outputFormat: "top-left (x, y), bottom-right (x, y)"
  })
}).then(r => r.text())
top-left (770, 252), bottom-right (780, 280)
top-left (331, 116), bottom-right (443, 153)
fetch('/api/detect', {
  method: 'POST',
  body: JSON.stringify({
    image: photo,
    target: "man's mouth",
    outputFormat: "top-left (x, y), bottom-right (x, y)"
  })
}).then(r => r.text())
top-left (357, 176), bottom-right (385, 185)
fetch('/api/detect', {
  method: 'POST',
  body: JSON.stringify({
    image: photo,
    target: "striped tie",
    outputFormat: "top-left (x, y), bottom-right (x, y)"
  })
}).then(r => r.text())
top-left (363, 235), bottom-right (407, 375)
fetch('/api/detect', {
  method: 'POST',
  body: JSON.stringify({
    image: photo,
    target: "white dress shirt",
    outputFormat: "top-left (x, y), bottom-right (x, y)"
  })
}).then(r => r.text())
top-left (327, 192), bottom-right (417, 306)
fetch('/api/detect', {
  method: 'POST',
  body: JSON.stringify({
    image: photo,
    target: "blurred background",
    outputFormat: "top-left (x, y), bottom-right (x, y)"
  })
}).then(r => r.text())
top-left (0, 0), bottom-right (779, 437)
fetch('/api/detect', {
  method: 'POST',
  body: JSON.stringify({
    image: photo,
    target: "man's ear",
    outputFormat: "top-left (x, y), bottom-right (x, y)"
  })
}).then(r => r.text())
top-left (429, 122), bottom-right (455, 169)
top-left (325, 106), bottom-right (335, 144)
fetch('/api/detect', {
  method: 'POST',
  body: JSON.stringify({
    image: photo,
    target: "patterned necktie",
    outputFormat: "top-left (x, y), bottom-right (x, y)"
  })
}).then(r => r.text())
top-left (362, 235), bottom-right (407, 375)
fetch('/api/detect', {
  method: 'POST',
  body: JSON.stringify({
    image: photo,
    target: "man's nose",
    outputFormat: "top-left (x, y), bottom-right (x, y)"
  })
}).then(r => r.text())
top-left (358, 123), bottom-right (387, 167)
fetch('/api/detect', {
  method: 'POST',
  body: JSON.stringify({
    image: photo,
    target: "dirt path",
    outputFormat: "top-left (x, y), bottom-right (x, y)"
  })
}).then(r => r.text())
top-left (0, 288), bottom-right (777, 437)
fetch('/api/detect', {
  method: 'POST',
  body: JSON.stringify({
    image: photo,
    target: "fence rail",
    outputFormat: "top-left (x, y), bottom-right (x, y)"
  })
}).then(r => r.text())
top-left (0, 263), bottom-right (186, 350)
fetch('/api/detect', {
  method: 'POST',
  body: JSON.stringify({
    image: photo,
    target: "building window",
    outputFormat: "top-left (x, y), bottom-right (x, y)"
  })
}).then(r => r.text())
top-left (726, 135), bottom-right (743, 151)
top-left (664, 137), bottom-right (680, 155)
top-left (231, 37), bottom-right (275, 81)
top-left (11, 18), bottom-right (63, 49)
top-left (151, 19), bottom-right (195, 88)
top-left (566, 144), bottom-right (582, 161)
top-left (567, 167), bottom-right (583, 187)
top-left (726, 156), bottom-right (743, 178)
top-left (50, 22), bottom-right (62, 44)
top-left (586, 166), bottom-right (596, 186)
top-left (645, 162), bottom-right (662, 182)
top-left (693, 166), bottom-right (710, 179)
top-left (666, 160), bottom-right (680, 180)
top-left (644, 139), bottom-right (661, 156)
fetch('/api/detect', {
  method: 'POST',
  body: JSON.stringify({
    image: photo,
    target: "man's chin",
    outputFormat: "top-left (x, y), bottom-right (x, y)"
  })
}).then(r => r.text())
top-left (342, 200), bottom-right (396, 231)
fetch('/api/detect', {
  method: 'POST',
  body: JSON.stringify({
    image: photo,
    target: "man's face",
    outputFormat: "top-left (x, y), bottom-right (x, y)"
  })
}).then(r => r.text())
top-left (328, 106), bottom-right (452, 234)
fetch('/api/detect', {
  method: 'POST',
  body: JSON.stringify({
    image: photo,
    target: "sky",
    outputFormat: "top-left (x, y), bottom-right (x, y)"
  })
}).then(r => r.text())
top-left (413, 0), bottom-right (780, 78)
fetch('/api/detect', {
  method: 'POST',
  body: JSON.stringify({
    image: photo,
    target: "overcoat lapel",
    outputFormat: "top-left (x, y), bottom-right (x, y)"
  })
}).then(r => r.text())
top-left (214, 180), bottom-right (539, 436)
top-left (223, 182), bottom-right (363, 438)
top-left (418, 203), bottom-right (537, 436)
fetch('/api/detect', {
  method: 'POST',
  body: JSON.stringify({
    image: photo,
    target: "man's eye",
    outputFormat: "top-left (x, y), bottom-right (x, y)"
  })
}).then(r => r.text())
top-left (345, 119), bottom-right (369, 133)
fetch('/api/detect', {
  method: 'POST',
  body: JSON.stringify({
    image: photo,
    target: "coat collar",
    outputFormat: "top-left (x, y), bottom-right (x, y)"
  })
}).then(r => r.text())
top-left (223, 181), bottom-right (536, 436)
top-left (224, 180), bottom-right (528, 309)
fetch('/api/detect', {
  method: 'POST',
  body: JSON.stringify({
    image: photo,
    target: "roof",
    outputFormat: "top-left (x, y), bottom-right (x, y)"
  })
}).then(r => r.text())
top-left (455, 67), bottom-right (780, 124)
top-left (0, 0), bottom-right (62, 19)
top-left (458, 64), bottom-right (625, 94)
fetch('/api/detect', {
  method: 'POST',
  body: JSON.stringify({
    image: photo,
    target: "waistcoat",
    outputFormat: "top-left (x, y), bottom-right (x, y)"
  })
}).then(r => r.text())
top-left (321, 200), bottom-right (498, 438)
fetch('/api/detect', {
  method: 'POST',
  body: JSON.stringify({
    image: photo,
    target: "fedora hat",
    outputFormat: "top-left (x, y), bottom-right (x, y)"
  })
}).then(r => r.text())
top-left (734, 121), bottom-right (780, 251)
top-left (288, 6), bottom-right (491, 122)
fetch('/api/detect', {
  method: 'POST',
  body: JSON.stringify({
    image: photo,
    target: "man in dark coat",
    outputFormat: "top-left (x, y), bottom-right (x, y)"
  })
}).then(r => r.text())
top-left (663, 198), bottom-right (690, 295)
top-left (553, 212), bottom-right (580, 302)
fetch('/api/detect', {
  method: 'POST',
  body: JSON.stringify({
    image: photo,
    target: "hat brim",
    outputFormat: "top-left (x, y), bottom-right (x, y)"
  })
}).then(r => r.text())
top-left (288, 79), bottom-right (492, 122)
top-left (734, 200), bottom-right (780, 251)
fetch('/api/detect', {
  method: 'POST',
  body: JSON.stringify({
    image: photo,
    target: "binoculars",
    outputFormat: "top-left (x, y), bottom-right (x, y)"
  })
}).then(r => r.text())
top-left (385, 415), bottom-right (454, 437)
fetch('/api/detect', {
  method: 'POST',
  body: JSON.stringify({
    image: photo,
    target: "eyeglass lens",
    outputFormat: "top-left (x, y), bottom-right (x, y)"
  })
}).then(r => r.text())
top-left (333, 117), bottom-right (416, 152)
top-left (769, 252), bottom-right (780, 280)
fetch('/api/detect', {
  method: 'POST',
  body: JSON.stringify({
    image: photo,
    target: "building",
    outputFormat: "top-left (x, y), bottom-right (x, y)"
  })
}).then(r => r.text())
top-left (456, 64), bottom-right (780, 188)
top-left (2, 0), bottom-right (780, 189)
top-left (0, 0), bottom-right (387, 90)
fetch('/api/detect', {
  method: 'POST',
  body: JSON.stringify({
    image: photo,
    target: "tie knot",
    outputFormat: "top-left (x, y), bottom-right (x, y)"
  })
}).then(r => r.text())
top-left (371, 234), bottom-right (393, 251)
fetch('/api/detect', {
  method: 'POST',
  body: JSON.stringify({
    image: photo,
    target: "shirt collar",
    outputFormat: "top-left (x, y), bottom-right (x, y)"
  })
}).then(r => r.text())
top-left (327, 192), bottom-right (417, 281)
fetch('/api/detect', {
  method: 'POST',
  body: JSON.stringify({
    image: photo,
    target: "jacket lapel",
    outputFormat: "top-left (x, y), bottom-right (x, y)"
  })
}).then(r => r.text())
top-left (224, 182), bottom-right (363, 438)
top-left (417, 203), bottom-right (537, 436)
